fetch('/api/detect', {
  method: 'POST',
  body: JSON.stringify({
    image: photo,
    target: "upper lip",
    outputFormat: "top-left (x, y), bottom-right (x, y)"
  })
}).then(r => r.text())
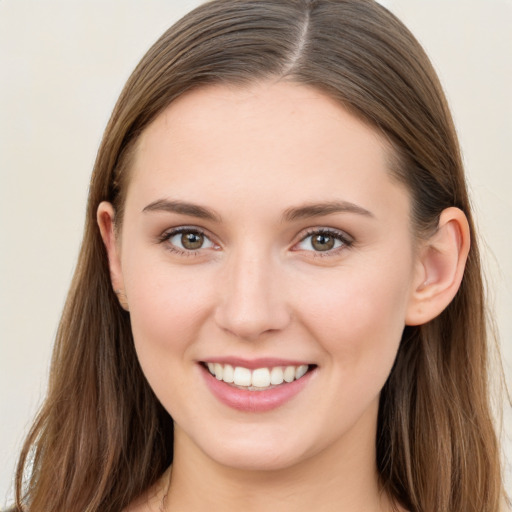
top-left (200, 357), bottom-right (313, 369)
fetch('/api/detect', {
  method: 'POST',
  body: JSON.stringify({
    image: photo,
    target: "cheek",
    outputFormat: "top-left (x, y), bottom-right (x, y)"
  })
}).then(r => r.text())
top-left (124, 264), bottom-right (215, 374)
top-left (297, 258), bottom-right (413, 376)
top-left (125, 266), bottom-right (220, 423)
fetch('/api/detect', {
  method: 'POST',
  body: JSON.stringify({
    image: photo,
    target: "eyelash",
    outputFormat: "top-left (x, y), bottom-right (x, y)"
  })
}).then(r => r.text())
top-left (157, 227), bottom-right (215, 256)
top-left (295, 228), bottom-right (353, 257)
top-left (157, 227), bottom-right (353, 257)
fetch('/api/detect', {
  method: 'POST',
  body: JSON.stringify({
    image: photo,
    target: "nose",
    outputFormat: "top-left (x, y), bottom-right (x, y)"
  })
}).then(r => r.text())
top-left (214, 248), bottom-right (291, 341)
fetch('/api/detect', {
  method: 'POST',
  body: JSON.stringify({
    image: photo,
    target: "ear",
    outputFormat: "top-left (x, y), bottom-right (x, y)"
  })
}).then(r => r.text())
top-left (97, 201), bottom-right (129, 311)
top-left (405, 207), bottom-right (470, 326)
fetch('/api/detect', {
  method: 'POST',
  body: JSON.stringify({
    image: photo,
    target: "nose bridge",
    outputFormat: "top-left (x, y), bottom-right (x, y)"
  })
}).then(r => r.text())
top-left (214, 242), bottom-right (290, 340)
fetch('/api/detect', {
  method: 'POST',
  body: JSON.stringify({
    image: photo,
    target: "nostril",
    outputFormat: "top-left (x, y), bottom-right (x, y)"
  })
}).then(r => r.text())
top-left (214, 301), bottom-right (291, 341)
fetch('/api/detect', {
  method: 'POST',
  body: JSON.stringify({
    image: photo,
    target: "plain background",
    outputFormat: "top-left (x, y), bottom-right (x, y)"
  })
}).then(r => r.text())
top-left (0, 0), bottom-right (510, 506)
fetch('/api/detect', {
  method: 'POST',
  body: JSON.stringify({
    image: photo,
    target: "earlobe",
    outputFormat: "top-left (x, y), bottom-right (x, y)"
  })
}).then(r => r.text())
top-left (405, 207), bottom-right (470, 326)
top-left (97, 201), bottom-right (129, 311)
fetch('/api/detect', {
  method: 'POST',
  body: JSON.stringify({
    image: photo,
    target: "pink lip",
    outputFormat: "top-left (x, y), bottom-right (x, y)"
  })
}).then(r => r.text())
top-left (201, 356), bottom-right (311, 370)
top-left (200, 364), bottom-right (315, 413)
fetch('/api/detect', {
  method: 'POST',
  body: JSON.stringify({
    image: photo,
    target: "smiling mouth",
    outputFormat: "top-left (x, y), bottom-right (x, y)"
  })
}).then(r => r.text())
top-left (202, 362), bottom-right (314, 391)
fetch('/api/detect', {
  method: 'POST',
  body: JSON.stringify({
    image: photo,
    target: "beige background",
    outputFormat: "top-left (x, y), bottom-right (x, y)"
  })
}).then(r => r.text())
top-left (0, 0), bottom-right (510, 505)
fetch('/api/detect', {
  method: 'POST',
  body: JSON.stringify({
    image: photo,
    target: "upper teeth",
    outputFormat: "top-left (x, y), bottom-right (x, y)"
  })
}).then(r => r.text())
top-left (206, 363), bottom-right (309, 388)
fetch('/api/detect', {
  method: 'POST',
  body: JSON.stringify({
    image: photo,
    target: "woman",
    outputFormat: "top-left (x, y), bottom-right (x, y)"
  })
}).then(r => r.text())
top-left (12, 0), bottom-right (507, 511)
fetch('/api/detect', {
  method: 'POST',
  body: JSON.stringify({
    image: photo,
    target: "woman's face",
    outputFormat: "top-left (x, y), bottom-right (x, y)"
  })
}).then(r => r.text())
top-left (104, 82), bottom-right (423, 471)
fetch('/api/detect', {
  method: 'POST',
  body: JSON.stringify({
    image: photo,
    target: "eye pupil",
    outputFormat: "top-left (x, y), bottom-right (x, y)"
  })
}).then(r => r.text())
top-left (181, 232), bottom-right (204, 250)
top-left (312, 234), bottom-right (335, 251)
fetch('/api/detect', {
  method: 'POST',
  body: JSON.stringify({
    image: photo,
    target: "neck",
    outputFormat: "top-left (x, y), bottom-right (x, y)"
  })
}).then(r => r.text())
top-left (163, 403), bottom-right (394, 512)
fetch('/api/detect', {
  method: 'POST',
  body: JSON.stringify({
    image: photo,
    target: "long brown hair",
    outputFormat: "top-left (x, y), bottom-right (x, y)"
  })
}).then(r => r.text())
top-left (15, 1), bottom-right (506, 510)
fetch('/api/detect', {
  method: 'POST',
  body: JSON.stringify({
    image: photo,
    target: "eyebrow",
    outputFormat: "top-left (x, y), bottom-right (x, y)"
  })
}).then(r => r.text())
top-left (142, 198), bottom-right (373, 223)
top-left (282, 201), bottom-right (374, 222)
top-left (142, 199), bottom-right (222, 222)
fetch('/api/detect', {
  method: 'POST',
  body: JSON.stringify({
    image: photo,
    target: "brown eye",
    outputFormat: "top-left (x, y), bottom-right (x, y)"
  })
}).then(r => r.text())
top-left (311, 234), bottom-right (335, 251)
top-left (181, 232), bottom-right (204, 250)
top-left (166, 229), bottom-right (215, 252)
top-left (295, 229), bottom-right (351, 254)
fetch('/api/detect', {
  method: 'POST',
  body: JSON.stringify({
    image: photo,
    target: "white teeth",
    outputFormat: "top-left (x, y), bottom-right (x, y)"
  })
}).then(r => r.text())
top-left (214, 363), bottom-right (223, 380)
top-left (206, 362), bottom-right (310, 389)
top-left (223, 364), bottom-right (234, 383)
top-left (295, 364), bottom-right (308, 379)
top-left (270, 366), bottom-right (284, 385)
top-left (233, 366), bottom-right (252, 387)
top-left (251, 368), bottom-right (271, 388)
top-left (283, 366), bottom-right (296, 383)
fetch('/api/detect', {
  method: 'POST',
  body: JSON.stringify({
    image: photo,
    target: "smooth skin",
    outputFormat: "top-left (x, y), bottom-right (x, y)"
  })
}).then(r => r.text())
top-left (98, 81), bottom-right (470, 512)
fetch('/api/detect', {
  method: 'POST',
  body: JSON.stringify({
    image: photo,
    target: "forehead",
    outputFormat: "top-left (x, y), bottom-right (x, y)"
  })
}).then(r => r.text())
top-left (126, 81), bottom-right (409, 221)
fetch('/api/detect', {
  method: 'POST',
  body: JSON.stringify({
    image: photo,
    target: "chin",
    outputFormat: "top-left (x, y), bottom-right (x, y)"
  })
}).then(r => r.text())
top-left (207, 442), bottom-right (308, 472)
top-left (187, 421), bottom-right (333, 473)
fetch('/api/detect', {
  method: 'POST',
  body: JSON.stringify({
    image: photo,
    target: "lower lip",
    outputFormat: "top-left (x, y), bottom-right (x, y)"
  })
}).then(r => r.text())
top-left (200, 365), bottom-right (315, 413)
